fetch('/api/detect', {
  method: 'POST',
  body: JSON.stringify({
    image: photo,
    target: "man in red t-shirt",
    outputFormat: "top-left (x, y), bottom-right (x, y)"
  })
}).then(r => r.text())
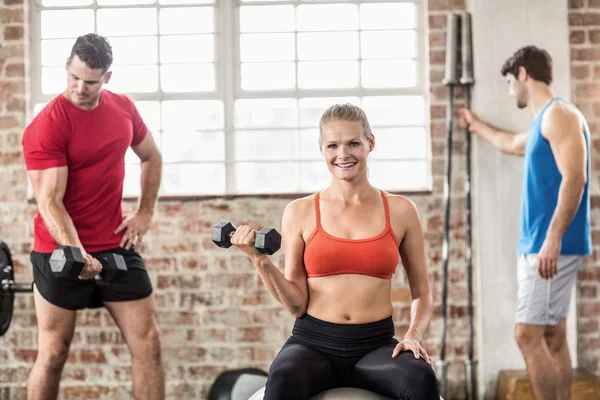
top-left (21, 34), bottom-right (164, 400)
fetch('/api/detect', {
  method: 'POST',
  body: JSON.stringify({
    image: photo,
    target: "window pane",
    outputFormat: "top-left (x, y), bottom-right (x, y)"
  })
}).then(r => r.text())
top-left (134, 101), bottom-right (161, 132)
top-left (160, 35), bottom-right (214, 63)
top-left (160, 0), bottom-right (213, 4)
top-left (41, 10), bottom-right (94, 39)
top-left (299, 161), bottom-right (330, 192)
top-left (370, 127), bottom-right (428, 160)
top-left (362, 60), bottom-right (416, 88)
top-left (240, 33), bottom-right (295, 62)
top-left (97, 8), bottom-right (157, 36)
top-left (368, 160), bottom-right (429, 190)
top-left (41, 39), bottom-right (73, 66)
top-left (42, 67), bottom-right (65, 95)
top-left (98, 0), bottom-right (155, 5)
top-left (162, 163), bottom-right (226, 195)
top-left (298, 61), bottom-right (358, 89)
top-left (125, 132), bottom-right (161, 163)
top-left (361, 96), bottom-right (425, 126)
top-left (162, 100), bottom-right (224, 130)
top-left (240, 5), bottom-right (295, 33)
top-left (34, 103), bottom-right (47, 117)
top-left (298, 97), bottom-right (360, 128)
top-left (160, 7), bottom-right (214, 34)
top-left (234, 130), bottom-right (297, 161)
top-left (108, 65), bottom-right (159, 93)
top-left (162, 131), bottom-right (225, 162)
top-left (241, 62), bottom-right (295, 91)
top-left (109, 36), bottom-right (158, 65)
top-left (235, 162), bottom-right (298, 194)
top-left (42, 0), bottom-right (92, 5)
top-left (361, 31), bottom-right (417, 59)
top-left (123, 163), bottom-right (141, 198)
top-left (299, 129), bottom-right (322, 160)
top-left (160, 64), bottom-right (215, 92)
top-left (297, 4), bottom-right (358, 31)
top-left (360, 3), bottom-right (416, 30)
top-left (235, 99), bottom-right (297, 129)
top-left (297, 32), bottom-right (358, 61)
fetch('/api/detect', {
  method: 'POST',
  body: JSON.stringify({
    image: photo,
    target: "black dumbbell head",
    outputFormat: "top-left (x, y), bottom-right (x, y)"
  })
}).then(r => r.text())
top-left (50, 246), bottom-right (85, 278)
top-left (97, 253), bottom-right (127, 284)
top-left (255, 228), bottom-right (281, 255)
top-left (212, 221), bottom-right (236, 249)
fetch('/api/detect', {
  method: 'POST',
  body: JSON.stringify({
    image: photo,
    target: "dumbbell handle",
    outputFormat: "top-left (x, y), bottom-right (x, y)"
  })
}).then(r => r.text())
top-left (1, 279), bottom-right (33, 293)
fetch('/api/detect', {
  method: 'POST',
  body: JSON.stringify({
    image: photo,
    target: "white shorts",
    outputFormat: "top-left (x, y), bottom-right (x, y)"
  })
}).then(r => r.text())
top-left (516, 254), bottom-right (582, 326)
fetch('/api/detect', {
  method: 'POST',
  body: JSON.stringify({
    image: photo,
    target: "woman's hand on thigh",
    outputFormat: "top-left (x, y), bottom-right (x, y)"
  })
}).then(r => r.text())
top-left (392, 337), bottom-right (432, 365)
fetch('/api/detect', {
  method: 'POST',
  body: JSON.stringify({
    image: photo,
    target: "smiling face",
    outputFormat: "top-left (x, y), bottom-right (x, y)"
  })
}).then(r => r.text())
top-left (319, 119), bottom-right (374, 182)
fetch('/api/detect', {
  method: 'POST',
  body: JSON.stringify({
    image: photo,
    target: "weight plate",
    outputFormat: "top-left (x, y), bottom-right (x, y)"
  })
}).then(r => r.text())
top-left (0, 241), bottom-right (15, 336)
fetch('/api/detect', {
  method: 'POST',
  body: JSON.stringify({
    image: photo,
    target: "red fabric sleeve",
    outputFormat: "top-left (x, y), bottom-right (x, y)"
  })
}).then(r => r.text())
top-left (128, 97), bottom-right (148, 146)
top-left (21, 116), bottom-right (68, 171)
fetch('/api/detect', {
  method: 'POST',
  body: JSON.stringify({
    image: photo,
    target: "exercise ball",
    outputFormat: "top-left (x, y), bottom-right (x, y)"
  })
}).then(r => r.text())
top-left (247, 387), bottom-right (392, 400)
top-left (248, 386), bottom-right (445, 400)
top-left (208, 368), bottom-right (268, 400)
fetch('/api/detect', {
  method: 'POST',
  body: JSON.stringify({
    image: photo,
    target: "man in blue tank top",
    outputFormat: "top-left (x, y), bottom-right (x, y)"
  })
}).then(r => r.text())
top-left (458, 46), bottom-right (591, 400)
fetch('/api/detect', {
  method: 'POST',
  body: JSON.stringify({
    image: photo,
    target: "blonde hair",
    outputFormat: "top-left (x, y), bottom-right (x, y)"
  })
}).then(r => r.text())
top-left (318, 103), bottom-right (372, 141)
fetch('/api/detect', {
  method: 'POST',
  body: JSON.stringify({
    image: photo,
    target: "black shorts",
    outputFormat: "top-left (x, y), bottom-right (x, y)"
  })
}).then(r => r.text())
top-left (31, 246), bottom-right (153, 311)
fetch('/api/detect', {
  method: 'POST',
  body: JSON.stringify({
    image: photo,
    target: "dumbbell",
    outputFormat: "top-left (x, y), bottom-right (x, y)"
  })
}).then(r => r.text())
top-left (49, 246), bottom-right (127, 283)
top-left (212, 221), bottom-right (281, 255)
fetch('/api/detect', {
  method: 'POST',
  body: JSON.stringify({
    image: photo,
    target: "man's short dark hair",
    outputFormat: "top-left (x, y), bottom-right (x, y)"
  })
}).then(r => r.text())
top-left (69, 33), bottom-right (113, 72)
top-left (500, 45), bottom-right (552, 85)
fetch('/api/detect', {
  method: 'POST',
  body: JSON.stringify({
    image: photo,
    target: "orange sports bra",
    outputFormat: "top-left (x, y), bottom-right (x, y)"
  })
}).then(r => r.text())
top-left (303, 190), bottom-right (400, 279)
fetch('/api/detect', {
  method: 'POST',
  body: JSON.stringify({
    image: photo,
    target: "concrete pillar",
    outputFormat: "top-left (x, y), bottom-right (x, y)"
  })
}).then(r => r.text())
top-left (469, 0), bottom-right (575, 398)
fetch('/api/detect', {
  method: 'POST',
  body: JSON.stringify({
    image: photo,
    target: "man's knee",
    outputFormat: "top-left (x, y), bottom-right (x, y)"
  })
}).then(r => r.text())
top-left (544, 323), bottom-right (567, 354)
top-left (129, 326), bottom-right (162, 363)
top-left (514, 324), bottom-right (545, 354)
top-left (37, 340), bottom-right (71, 375)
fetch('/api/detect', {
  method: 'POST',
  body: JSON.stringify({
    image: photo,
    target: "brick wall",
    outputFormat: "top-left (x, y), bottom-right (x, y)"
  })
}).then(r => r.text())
top-left (569, 0), bottom-right (600, 375)
top-left (0, 0), bottom-right (597, 399)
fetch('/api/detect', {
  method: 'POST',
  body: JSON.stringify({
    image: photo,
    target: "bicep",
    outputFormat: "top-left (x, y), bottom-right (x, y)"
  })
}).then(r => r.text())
top-left (281, 203), bottom-right (308, 295)
top-left (131, 131), bottom-right (161, 162)
top-left (27, 166), bottom-right (68, 207)
top-left (549, 127), bottom-right (587, 181)
top-left (398, 202), bottom-right (431, 298)
top-left (22, 120), bottom-right (68, 170)
top-left (544, 111), bottom-right (587, 180)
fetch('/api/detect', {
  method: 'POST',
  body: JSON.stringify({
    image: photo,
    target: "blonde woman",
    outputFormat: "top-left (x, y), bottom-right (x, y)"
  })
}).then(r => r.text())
top-left (232, 104), bottom-right (439, 399)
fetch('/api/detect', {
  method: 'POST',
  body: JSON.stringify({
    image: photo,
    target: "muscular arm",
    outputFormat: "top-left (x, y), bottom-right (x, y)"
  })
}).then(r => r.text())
top-left (398, 199), bottom-right (433, 343)
top-left (471, 120), bottom-right (528, 156)
top-left (250, 200), bottom-right (309, 318)
top-left (131, 132), bottom-right (162, 216)
top-left (27, 167), bottom-right (83, 249)
top-left (542, 106), bottom-right (587, 239)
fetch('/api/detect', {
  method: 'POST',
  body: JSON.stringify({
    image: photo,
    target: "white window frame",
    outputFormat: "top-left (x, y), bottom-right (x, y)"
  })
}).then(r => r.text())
top-left (28, 0), bottom-right (432, 199)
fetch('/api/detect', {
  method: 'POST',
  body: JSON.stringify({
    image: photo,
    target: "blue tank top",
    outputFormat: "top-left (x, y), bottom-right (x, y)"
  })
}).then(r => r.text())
top-left (517, 97), bottom-right (592, 255)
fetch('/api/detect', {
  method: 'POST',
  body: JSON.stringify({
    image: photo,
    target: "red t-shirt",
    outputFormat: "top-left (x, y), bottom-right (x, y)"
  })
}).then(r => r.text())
top-left (22, 90), bottom-right (148, 253)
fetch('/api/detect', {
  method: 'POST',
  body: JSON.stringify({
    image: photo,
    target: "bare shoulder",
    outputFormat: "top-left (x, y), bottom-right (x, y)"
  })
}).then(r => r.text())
top-left (282, 194), bottom-right (315, 227)
top-left (383, 192), bottom-right (421, 224)
top-left (542, 101), bottom-right (582, 138)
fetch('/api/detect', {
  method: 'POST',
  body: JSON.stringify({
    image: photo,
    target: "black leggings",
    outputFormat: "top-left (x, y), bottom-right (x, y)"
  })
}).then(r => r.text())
top-left (264, 314), bottom-right (439, 400)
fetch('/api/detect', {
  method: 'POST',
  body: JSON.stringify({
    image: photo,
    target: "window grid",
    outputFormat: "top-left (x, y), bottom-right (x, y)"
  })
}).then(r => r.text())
top-left (30, 0), bottom-right (432, 198)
